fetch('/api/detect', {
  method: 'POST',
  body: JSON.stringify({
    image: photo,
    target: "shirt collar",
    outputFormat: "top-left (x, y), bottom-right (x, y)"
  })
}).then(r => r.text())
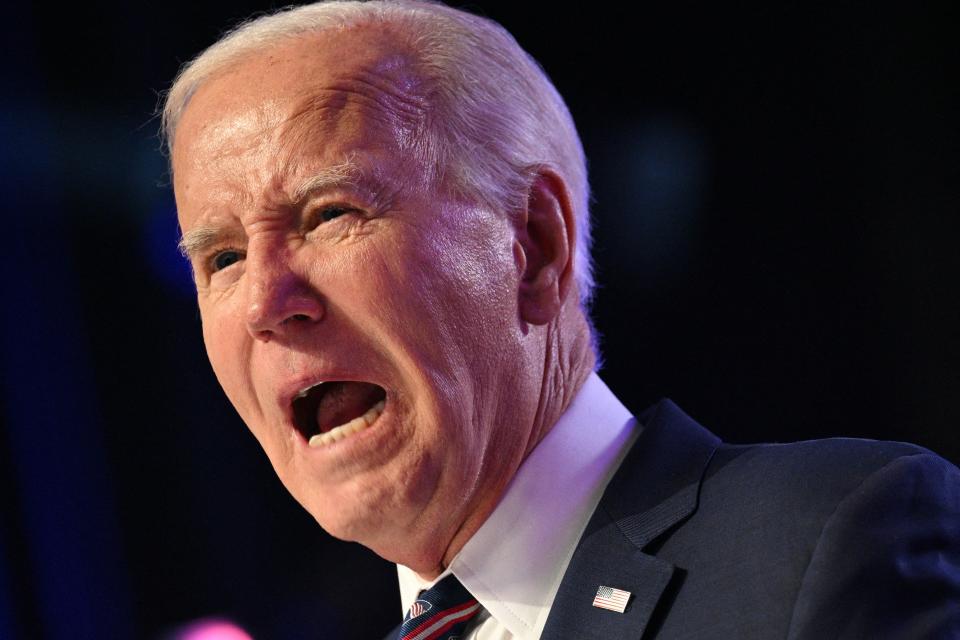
top-left (398, 372), bottom-right (639, 638)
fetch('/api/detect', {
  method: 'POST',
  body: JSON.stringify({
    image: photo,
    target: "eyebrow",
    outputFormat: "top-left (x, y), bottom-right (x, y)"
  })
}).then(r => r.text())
top-left (178, 226), bottom-right (224, 260)
top-left (177, 159), bottom-right (370, 260)
top-left (292, 158), bottom-right (365, 204)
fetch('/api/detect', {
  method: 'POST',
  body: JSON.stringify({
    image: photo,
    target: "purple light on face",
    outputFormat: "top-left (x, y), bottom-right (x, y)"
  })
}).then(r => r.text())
top-left (175, 619), bottom-right (254, 640)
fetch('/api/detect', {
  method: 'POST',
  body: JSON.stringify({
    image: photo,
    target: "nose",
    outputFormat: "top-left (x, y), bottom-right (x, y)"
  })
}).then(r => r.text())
top-left (244, 246), bottom-right (324, 341)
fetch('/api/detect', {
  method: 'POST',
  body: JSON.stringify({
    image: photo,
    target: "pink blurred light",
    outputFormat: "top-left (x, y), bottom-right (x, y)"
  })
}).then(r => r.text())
top-left (176, 619), bottom-right (254, 640)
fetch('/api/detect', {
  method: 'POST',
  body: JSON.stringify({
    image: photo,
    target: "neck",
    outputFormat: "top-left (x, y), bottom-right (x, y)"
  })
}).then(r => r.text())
top-left (524, 306), bottom-right (596, 460)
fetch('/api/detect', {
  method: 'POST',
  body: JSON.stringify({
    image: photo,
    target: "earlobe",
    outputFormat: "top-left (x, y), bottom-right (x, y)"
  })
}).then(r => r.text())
top-left (516, 168), bottom-right (576, 325)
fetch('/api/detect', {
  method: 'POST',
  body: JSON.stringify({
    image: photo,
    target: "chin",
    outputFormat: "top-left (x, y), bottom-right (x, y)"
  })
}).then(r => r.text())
top-left (296, 476), bottom-right (447, 567)
top-left (308, 503), bottom-right (411, 561)
top-left (294, 479), bottom-right (400, 543)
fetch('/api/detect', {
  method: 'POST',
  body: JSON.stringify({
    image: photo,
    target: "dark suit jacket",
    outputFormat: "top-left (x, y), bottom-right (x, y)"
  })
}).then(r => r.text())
top-left (541, 399), bottom-right (960, 639)
top-left (387, 400), bottom-right (960, 639)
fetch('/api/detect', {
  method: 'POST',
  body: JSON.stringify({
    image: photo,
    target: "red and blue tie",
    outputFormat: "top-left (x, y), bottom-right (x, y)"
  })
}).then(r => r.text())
top-left (397, 574), bottom-right (482, 640)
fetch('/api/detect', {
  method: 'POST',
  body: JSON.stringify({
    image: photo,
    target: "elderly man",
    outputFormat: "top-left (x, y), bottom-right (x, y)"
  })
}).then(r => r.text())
top-left (165, 1), bottom-right (960, 638)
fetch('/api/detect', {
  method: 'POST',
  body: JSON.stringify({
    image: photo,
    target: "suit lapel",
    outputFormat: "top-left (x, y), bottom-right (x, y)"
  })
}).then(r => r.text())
top-left (541, 399), bottom-right (721, 640)
top-left (539, 506), bottom-right (675, 640)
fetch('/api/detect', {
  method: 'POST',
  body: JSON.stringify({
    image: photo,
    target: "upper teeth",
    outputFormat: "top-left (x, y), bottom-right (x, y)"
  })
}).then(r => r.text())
top-left (308, 399), bottom-right (385, 448)
top-left (295, 382), bottom-right (325, 399)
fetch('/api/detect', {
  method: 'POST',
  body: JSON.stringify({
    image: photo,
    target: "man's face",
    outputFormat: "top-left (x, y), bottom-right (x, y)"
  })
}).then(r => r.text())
top-left (172, 29), bottom-right (539, 568)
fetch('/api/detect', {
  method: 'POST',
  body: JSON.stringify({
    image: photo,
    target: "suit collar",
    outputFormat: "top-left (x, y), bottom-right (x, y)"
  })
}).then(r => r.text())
top-left (540, 399), bottom-right (721, 640)
top-left (605, 398), bottom-right (722, 548)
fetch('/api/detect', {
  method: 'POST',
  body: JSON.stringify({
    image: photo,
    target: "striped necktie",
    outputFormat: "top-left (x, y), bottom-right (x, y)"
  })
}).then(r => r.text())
top-left (397, 574), bottom-right (482, 640)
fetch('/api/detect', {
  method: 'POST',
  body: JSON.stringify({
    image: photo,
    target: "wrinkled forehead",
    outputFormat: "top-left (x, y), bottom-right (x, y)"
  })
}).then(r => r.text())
top-left (171, 27), bottom-right (433, 191)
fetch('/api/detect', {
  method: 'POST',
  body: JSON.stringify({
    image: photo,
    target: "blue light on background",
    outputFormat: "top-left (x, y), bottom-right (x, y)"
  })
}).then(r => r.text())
top-left (598, 116), bottom-right (709, 283)
top-left (143, 199), bottom-right (196, 298)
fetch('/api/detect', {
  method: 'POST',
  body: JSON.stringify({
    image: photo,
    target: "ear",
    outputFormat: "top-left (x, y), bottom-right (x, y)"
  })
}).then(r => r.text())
top-left (514, 168), bottom-right (577, 325)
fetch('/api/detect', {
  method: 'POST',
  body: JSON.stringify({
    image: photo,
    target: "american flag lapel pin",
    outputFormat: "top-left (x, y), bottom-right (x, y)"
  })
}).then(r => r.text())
top-left (592, 585), bottom-right (631, 613)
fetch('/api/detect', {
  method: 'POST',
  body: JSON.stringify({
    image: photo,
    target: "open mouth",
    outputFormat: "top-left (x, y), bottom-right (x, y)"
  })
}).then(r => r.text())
top-left (292, 381), bottom-right (387, 447)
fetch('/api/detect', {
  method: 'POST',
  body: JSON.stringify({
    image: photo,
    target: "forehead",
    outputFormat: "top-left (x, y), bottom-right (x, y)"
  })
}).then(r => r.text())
top-left (172, 27), bottom-right (431, 208)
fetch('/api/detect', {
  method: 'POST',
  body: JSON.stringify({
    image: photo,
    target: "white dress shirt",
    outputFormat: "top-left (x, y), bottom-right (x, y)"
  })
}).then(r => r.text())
top-left (397, 373), bottom-right (640, 639)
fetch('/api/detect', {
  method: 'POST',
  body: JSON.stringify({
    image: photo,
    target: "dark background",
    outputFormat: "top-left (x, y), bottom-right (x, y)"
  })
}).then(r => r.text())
top-left (1, 1), bottom-right (957, 638)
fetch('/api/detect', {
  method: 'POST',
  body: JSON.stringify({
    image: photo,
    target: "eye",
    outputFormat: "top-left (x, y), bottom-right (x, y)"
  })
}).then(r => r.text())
top-left (317, 205), bottom-right (351, 223)
top-left (212, 249), bottom-right (244, 272)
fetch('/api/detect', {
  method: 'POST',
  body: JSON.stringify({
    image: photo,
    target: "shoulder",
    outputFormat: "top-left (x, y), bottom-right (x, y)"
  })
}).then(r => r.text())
top-left (645, 435), bottom-right (960, 638)
top-left (704, 436), bottom-right (950, 514)
top-left (775, 443), bottom-right (960, 638)
top-left (659, 434), bottom-right (958, 548)
top-left (689, 437), bottom-right (960, 572)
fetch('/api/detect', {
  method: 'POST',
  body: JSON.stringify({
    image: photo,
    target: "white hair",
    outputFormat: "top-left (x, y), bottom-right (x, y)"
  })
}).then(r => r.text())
top-left (162, 0), bottom-right (595, 306)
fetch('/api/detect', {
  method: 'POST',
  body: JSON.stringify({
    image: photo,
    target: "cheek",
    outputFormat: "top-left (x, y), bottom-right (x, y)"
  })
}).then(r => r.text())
top-left (433, 228), bottom-right (519, 347)
top-left (199, 303), bottom-right (252, 405)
